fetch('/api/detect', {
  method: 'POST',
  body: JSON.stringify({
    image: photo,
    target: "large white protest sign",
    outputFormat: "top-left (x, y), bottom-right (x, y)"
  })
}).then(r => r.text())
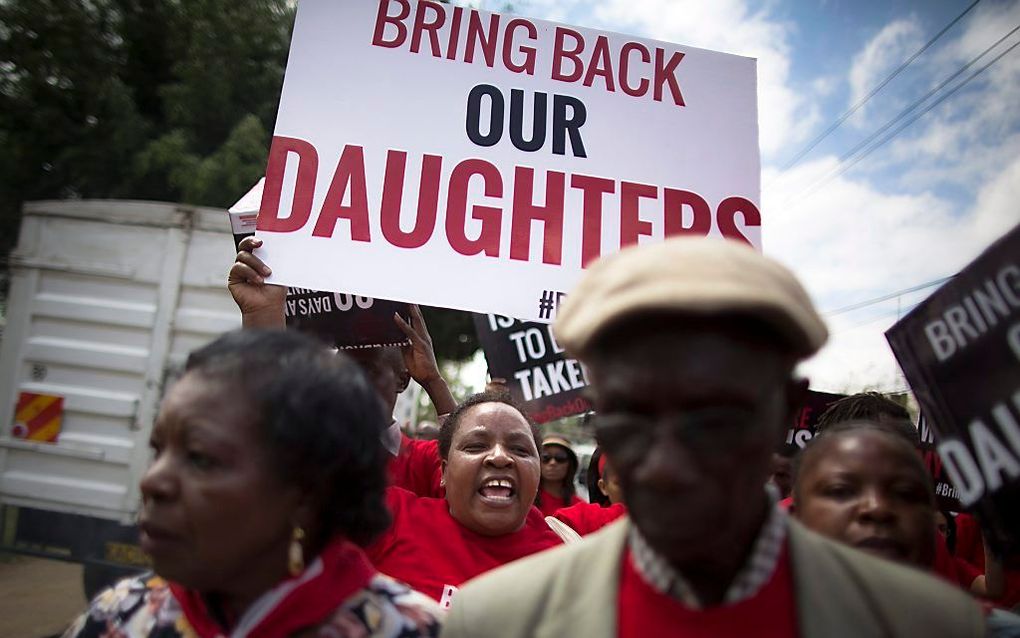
top-left (256, 0), bottom-right (761, 322)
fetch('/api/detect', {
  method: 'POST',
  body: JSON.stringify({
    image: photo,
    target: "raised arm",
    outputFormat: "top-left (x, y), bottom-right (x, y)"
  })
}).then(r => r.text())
top-left (394, 304), bottom-right (457, 417)
top-left (228, 236), bottom-right (287, 329)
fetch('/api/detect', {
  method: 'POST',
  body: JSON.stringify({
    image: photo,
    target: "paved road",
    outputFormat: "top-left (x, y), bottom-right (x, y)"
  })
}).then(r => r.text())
top-left (0, 555), bottom-right (84, 638)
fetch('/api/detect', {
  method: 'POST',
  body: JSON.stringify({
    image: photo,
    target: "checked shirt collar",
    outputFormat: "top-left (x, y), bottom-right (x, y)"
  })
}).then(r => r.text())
top-left (628, 488), bottom-right (787, 609)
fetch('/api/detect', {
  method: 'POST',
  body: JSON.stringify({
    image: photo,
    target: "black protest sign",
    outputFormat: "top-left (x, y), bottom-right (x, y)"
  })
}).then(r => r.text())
top-left (786, 390), bottom-right (846, 449)
top-left (919, 413), bottom-right (963, 511)
top-left (886, 222), bottom-right (1020, 551)
top-left (474, 314), bottom-right (591, 423)
top-left (228, 206), bottom-right (409, 349)
top-left (284, 288), bottom-right (410, 350)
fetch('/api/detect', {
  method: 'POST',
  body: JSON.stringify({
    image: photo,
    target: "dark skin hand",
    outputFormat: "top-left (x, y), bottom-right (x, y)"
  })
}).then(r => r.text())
top-left (394, 305), bottom-right (456, 416)
top-left (228, 236), bottom-right (286, 329)
top-left (227, 237), bottom-right (455, 415)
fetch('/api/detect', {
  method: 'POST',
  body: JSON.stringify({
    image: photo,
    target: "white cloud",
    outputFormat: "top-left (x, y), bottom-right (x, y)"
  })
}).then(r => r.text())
top-left (505, 0), bottom-right (578, 23)
top-left (765, 150), bottom-right (1020, 393)
top-left (878, 3), bottom-right (1020, 190)
top-left (812, 75), bottom-right (838, 98)
top-left (761, 3), bottom-right (1020, 394)
top-left (950, 0), bottom-right (1020, 64)
top-left (966, 150), bottom-right (1020, 244)
top-left (846, 18), bottom-right (923, 125)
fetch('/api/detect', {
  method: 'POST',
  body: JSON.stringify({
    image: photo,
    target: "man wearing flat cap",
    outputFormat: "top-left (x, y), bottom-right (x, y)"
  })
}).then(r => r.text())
top-left (443, 238), bottom-right (984, 637)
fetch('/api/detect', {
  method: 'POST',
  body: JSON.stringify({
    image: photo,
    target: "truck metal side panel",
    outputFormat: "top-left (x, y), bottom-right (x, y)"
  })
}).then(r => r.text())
top-left (0, 200), bottom-right (239, 523)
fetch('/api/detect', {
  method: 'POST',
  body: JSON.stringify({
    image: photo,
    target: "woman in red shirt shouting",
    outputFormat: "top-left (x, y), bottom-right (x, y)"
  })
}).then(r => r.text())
top-left (366, 392), bottom-right (563, 608)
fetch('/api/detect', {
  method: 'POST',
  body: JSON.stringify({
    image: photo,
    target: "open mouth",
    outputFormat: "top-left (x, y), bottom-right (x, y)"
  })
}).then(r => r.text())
top-left (477, 477), bottom-right (516, 506)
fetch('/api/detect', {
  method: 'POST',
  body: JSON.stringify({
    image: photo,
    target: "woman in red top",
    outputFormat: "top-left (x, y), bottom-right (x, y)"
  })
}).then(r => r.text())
top-left (793, 422), bottom-right (1005, 601)
top-left (588, 446), bottom-right (624, 507)
top-left (367, 392), bottom-right (563, 607)
top-left (555, 447), bottom-right (628, 536)
top-left (535, 434), bottom-right (585, 516)
top-left (65, 331), bottom-right (441, 637)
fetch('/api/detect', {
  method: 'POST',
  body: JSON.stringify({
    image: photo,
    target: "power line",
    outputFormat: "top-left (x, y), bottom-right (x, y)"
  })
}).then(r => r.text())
top-left (831, 301), bottom-right (923, 334)
top-left (783, 32), bottom-right (1020, 205)
top-left (777, 0), bottom-right (982, 173)
top-left (835, 23), bottom-right (1020, 171)
top-left (823, 275), bottom-right (954, 316)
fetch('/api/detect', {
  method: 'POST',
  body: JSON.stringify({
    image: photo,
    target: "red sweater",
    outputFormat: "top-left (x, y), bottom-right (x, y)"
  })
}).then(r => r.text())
top-left (386, 435), bottom-right (444, 498)
top-left (996, 570), bottom-right (1020, 609)
top-left (536, 487), bottom-right (583, 517)
top-left (954, 513), bottom-right (984, 569)
top-left (947, 513), bottom-right (1020, 609)
top-left (932, 532), bottom-right (981, 589)
top-left (367, 487), bottom-right (562, 608)
top-left (618, 544), bottom-right (799, 638)
top-left (554, 502), bottom-right (627, 536)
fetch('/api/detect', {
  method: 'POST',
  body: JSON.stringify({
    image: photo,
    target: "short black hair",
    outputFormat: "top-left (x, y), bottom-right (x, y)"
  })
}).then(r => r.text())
top-left (776, 442), bottom-right (800, 459)
top-left (816, 392), bottom-right (916, 445)
top-left (185, 329), bottom-right (390, 548)
top-left (438, 390), bottom-right (541, 461)
top-left (793, 420), bottom-right (933, 505)
top-left (587, 447), bottom-right (611, 507)
top-left (349, 346), bottom-right (410, 394)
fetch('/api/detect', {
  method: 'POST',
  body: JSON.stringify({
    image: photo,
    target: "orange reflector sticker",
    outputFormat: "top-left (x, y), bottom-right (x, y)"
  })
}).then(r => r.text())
top-left (12, 392), bottom-right (64, 443)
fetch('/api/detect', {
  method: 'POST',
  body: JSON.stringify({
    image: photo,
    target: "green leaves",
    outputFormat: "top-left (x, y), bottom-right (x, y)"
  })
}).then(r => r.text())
top-left (0, 0), bottom-right (293, 229)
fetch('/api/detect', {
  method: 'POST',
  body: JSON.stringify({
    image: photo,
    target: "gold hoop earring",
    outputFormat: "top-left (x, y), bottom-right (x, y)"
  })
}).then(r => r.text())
top-left (288, 526), bottom-right (305, 577)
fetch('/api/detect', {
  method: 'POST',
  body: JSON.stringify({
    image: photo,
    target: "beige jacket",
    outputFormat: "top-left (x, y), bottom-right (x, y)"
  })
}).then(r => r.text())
top-left (442, 518), bottom-right (985, 638)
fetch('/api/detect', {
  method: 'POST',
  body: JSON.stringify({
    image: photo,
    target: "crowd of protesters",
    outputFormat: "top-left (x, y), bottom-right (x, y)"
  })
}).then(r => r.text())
top-left (62, 235), bottom-right (1020, 637)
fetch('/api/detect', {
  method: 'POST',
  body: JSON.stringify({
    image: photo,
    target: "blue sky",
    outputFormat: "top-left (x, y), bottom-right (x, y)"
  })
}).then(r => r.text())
top-left (458, 0), bottom-right (1020, 392)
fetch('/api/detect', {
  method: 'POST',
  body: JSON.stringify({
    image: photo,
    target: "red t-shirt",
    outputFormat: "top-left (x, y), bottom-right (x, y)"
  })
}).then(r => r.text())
top-left (995, 569), bottom-right (1020, 610)
top-left (618, 543), bottom-right (799, 638)
top-left (554, 502), bottom-right (627, 536)
top-left (946, 513), bottom-right (1020, 609)
top-left (386, 435), bottom-right (444, 498)
top-left (954, 513), bottom-right (984, 569)
top-left (932, 532), bottom-right (981, 590)
top-left (536, 487), bottom-right (584, 517)
top-left (367, 487), bottom-right (562, 608)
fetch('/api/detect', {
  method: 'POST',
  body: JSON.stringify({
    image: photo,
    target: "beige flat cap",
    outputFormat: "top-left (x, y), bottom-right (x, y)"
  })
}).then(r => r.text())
top-left (553, 238), bottom-right (828, 359)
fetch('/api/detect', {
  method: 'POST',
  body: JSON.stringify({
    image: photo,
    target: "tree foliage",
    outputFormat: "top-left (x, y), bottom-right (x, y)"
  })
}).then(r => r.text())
top-left (0, 0), bottom-right (289, 240)
top-left (0, 0), bottom-right (479, 361)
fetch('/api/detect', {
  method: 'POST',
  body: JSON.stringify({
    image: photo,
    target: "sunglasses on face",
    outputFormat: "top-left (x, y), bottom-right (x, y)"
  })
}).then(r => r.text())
top-left (541, 452), bottom-right (570, 464)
